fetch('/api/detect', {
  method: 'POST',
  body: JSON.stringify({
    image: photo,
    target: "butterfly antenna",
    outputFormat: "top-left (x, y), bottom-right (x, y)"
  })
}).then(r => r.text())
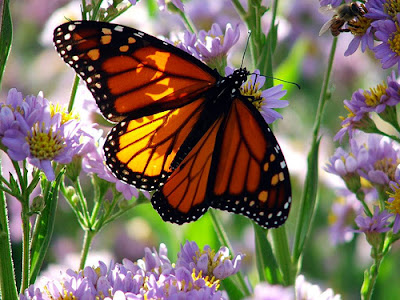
top-left (253, 73), bottom-right (301, 89)
top-left (241, 30), bottom-right (251, 68)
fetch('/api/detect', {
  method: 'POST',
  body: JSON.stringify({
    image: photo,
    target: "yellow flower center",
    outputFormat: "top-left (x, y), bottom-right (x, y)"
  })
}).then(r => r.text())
top-left (384, 0), bottom-right (400, 21)
top-left (193, 248), bottom-right (231, 278)
top-left (26, 123), bottom-right (66, 160)
top-left (386, 185), bottom-right (400, 214)
top-left (192, 269), bottom-right (220, 289)
top-left (362, 81), bottom-right (388, 107)
top-left (374, 158), bottom-right (400, 181)
top-left (50, 104), bottom-right (79, 125)
top-left (348, 14), bottom-right (372, 36)
top-left (388, 23), bottom-right (400, 55)
top-left (241, 79), bottom-right (264, 110)
top-left (44, 284), bottom-right (77, 299)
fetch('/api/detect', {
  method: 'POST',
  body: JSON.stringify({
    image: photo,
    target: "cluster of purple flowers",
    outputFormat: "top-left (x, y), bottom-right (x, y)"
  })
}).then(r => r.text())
top-left (326, 134), bottom-right (400, 240)
top-left (0, 88), bottom-right (143, 200)
top-left (20, 241), bottom-right (243, 299)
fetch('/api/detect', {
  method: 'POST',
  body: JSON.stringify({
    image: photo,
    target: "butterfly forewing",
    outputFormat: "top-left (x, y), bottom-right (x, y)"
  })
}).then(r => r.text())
top-left (53, 21), bottom-right (217, 122)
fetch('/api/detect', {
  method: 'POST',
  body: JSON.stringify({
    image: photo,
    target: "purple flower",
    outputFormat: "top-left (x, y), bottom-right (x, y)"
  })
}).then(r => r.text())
top-left (176, 240), bottom-right (243, 280)
top-left (355, 206), bottom-right (392, 233)
top-left (157, 0), bottom-right (184, 12)
top-left (386, 181), bottom-right (400, 233)
top-left (334, 101), bottom-right (374, 143)
top-left (225, 67), bottom-right (289, 124)
top-left (364, 0), bottom-right (390, 21)
top-left (248, 282), bottom-right (294, 300)
top-left (20, 242), bottom-right (237, 299)
top-left (344, 19), bottom-right (374, 56)
top-left (165, 24), bottom-right (239, 71)
top-left (372, 15), bottom-right (400, 72)
top-left (1, 94), bottom-right (83, 181)
top-left (358, 134), bottom-right (400, 186)
top-left (166, 30), bottom-right (201, 59)
top-left (333, 71), bottom-right (400, 141)
top-left (334, 88), bottom-right (387, 143)
top-left (349, 72), bottom-right (400, 116)
top-left (196, 23), bottom-right (240, 70)
top-left (0, 88), bottom-right (48, 137)
top-left (325, 138), bottom-right (368, 192)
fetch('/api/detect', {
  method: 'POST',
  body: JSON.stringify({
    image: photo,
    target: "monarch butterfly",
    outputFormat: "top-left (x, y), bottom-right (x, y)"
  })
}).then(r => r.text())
top-left (53, 21), bottom-right (292, 228)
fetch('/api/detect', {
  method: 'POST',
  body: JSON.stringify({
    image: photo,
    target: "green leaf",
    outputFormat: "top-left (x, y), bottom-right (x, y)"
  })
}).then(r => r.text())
top-left (146, 0), bottom-right (158, 17)
top-left (275, 38), bottom-right (307, 92)
top-left (254, 224), bottom-right (282, 284)
top-left (0, 0), bottom-right (12, 88)
top-left (29, 170), bottom-right (65, 284)
top-left (0, 158), bottom-right (19, 300)
top-left (292, 137), bottom-right (321, 263)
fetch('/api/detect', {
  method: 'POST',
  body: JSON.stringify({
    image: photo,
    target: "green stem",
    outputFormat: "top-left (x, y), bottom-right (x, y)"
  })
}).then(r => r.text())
top-left (74, 179), bottom-right (91, 225)
top-left (271, 226), bottom-right (294, 285)
top-left (0, 164), bottom-right (18, 299)
top-left (209, 210), bottom-right (250, 296)
top-left (104, 3), bottom-right (133, 22)
top-left (355, 190), bottom-right (372, 217)
top-left (29, 172), bottom-right (64, 285)
top-left (79, 229), bottom-right (96, 270)
top-left (20, 198), bottom-right (31, 293)
top-left (312, 37), bottom-right (337, 143)
top-left (292, 37), bottom-right (337, 264)
top-left (68, 75), bottom-right (80, 113)
top-left (179, 11), bottom-right (197, 34)
top-left (361, 253), bottom-right (384, 300)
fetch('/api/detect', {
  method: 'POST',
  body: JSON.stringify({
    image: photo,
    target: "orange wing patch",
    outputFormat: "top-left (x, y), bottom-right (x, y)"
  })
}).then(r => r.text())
top-left (151, 118), bottom-right (223, 223)
top-left (104, 98), bottom-right (206, 190)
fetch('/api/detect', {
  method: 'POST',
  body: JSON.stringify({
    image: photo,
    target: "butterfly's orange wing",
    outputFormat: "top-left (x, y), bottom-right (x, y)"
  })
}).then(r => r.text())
top-left (54, 21), bottom-right (219, 186)
top-left (152, 97), bottom-right (291, 228)
top-left (53, 21), bottom-right (217, 122)
top-left (54, 21), bottom-right (292, 228)
top-left (103, 98), bottom-right (206, 189)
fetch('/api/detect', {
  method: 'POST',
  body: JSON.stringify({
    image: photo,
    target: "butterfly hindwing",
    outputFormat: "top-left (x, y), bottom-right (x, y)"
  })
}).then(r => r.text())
top-left (210, 98), bottom-right (292, 228)
top-left (53, 21), bottom-right (218, 122)
top-left (104, 97), bottom-right (207, 190)
top-left (151, 117), bottom-right (224, 223)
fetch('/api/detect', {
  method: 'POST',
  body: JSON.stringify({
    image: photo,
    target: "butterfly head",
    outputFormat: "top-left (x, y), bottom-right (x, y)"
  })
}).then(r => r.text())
top-left (218, 67), bottom-right (250, 99)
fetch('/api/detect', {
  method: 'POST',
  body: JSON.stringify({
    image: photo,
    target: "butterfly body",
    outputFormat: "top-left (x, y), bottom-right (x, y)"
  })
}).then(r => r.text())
top-left (54, 21), bottom-right (292, 228)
